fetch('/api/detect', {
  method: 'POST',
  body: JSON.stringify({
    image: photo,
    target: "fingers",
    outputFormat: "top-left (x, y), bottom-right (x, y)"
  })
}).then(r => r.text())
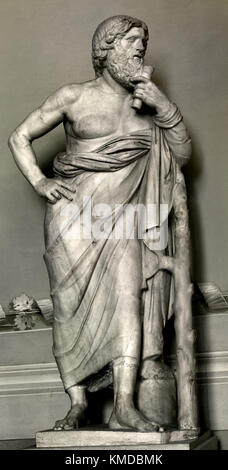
top-left (56, 187), bottom-right (74, 201)
top-left (133, 89), bottom-right (144, 98)
top-left (134, 82), bottom-right (147, 91)
top-left (131, 76), bottom-right (149, 84)
top-left (51, 190), bottom-right (62, 200)
top-left (133, 83), bottom-right (150, 99)
top-left (57, 183), bottom-right (76, 200)
top-left (47, 197), bottom-right (57, 204)
top-left (133, 81), bottom-right (159, 101)
top-left (47, 189), bottom-right (73, 204)
top-left (43, 180), bottom-right (76, 203)
top-left (50, 184), bottom-right (75, 202)
top-left (58, 184), bottom-right (76, 194)
top-left (133, 88), bottom-right (145, 101)
top-left (133, 95), bottom-right (144, 101)
top-left (133, 80), bottom-right (157, 94)
top-left (134, 81), bottom-right (156, 93)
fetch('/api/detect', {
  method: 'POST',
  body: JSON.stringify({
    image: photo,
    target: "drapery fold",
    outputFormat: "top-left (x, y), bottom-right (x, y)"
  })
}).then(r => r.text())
top-left (44, 126), bottom-right (176, 389)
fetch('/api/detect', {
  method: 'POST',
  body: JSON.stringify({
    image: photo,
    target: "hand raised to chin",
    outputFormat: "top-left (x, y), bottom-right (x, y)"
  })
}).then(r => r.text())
top-left (132, 76), bottom-right (171, 115)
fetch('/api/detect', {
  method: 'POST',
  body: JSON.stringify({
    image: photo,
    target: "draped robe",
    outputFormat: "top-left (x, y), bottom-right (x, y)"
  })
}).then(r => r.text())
top-left (44, 108), bottom-right (191, 390)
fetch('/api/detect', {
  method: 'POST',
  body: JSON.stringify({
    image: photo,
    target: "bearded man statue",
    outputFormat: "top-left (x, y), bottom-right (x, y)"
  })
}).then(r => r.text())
top-left (8, 15), bottom-right (198, 435)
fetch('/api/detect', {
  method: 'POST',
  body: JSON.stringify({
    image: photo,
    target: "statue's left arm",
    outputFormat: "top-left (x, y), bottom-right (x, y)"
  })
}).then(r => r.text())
top-left (133, 76), bottom-right (192, 166)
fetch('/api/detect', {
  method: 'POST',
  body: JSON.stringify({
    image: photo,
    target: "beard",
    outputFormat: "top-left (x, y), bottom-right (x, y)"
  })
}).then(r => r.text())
top-left (106, 46), bottom-right (144, 90)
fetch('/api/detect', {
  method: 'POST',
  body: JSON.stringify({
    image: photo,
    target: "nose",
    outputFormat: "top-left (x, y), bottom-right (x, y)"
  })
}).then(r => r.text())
top-left (135, 39), bottom-right (145, 53)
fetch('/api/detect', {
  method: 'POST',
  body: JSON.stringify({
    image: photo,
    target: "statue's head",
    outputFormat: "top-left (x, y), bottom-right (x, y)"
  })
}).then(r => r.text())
top-left (92, 15), bottom-right (149, 89)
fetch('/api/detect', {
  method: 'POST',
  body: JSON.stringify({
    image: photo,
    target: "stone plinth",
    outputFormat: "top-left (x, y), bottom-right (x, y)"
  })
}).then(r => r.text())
top-left (36, 428), bottom-right (217, 450)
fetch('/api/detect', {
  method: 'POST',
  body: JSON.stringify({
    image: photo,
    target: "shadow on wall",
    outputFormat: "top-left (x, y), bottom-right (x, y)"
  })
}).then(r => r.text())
top-left (183, 129), bottom-right (205, 284)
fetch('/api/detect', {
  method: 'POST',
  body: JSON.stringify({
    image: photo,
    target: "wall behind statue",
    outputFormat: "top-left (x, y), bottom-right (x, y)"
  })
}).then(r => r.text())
top-left (1, 0), bottom-right (228, 305)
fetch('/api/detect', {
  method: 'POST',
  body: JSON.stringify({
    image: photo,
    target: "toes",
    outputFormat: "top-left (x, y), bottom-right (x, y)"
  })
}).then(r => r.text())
top-left (133, 415), bottom-right (160, 432)
top-left (147, 421), bottom-right (164, 432)
top-left (65, 417), bottom-right (79, 429)
top-left (148, 421), bottom-right (160, 431)
top-left (142, 416), bottom-right (163, 432)
top-left (54, 419), bottom-right (67, 430)
top-left (142, 422), bottom-right (159, 432)
top-left (54, 426), bottom-right (65, 430)
top-left (55, 418), bottom-right (66, 426)
top-left (53, 405), bottom-right (83, 431)
top-left (135, 412), bottom-right (160, 432)
top-left (54, 420), bottom-right (62, 427)
top-left (63, 423), bottom-right (75, 430)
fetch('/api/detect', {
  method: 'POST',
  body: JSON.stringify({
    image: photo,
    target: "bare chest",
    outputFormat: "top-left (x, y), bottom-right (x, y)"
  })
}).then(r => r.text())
top-left (65, 93), bottom-right (152, 140)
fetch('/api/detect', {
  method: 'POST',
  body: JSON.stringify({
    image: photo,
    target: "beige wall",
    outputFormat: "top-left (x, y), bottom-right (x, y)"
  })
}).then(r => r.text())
top-left (1, 0), bottom-right (228, 305)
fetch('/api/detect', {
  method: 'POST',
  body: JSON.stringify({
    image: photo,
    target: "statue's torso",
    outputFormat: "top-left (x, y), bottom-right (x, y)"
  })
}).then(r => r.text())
top-left (63, 80), bottom-right (153, 153)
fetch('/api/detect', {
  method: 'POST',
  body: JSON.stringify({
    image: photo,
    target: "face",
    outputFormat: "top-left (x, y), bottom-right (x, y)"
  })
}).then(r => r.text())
top-left (106, 27), bottom-right (146, 89)
top-left (118, 27), bottom-right (146, 63)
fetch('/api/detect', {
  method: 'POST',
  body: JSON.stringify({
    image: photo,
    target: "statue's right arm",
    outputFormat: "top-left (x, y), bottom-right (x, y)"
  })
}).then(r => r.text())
top-left (8, 85), bottom-right (79, 203)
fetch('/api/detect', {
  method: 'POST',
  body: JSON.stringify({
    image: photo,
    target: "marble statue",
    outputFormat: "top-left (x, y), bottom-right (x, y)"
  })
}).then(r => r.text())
top-left (8, 15), bottom-right (198, 436)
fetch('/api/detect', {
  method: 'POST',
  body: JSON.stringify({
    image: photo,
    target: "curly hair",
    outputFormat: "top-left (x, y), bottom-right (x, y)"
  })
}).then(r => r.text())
top-left (92, 15), bottom-right (149, 77)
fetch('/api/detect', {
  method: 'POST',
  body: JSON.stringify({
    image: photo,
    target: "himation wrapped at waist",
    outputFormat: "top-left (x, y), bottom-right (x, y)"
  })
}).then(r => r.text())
top-left (51, 128), bottom-right (176, 250)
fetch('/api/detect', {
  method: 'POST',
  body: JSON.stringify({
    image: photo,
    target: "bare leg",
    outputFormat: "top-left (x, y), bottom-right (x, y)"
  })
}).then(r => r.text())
top-left (109, 357), bottom-right (163, 432)
top-left (54, 385), bottom-right (88, 430)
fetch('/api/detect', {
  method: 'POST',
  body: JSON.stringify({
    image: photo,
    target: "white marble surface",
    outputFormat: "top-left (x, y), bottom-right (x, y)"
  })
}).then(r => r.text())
top-left (36, 429), bottom-right (216, 450)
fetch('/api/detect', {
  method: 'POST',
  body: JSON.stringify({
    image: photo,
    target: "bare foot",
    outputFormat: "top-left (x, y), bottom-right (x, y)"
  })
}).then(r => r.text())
top-left (180, 426), bottom-right (200, 439)
top-left (109, 404), bottom-right (164, 433)
top-left (53, 404), bottom-right (86, 431)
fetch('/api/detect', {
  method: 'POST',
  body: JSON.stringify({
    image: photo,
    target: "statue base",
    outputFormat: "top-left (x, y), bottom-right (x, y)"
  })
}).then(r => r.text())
top-left (36, 427), bottom-right (217, 450)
